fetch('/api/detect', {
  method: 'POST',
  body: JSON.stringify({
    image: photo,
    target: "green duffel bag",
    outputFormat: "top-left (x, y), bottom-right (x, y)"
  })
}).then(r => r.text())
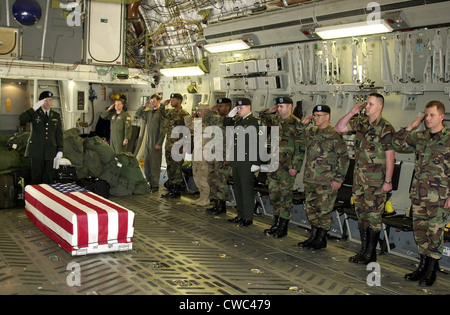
top-left (133, 180), bottom-right (150, 195)
top-left (63, 135), bottom-right (84, 166)
top-left (83, 148), bottom-right (103, 178)
top-left (7, 131), bottom-right (30, 155)
top-left (99, 159), bottom-right (122, 187)
top-left (84, 136), bottom-right (115, 163)
top-left (0, 148), bottom-right (20, 171)
top-left (109, 176), bottom-right (135, 197)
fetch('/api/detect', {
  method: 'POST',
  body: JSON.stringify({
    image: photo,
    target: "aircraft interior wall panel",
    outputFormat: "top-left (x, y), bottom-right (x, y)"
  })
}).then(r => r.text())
top-left (0, 0), bottom-right (83, 64)
top-left (85, 2), bottom-right (124, 65)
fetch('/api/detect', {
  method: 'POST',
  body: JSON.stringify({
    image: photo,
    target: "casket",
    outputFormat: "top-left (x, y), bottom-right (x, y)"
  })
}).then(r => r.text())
top-left (25, 183), bottom-right (134, 256)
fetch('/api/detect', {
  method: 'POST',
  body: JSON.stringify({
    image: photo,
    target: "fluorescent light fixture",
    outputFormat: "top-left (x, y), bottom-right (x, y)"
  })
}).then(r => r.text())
top-left (159, 66), bottom-right (205, 77)
top-left (204, 39), bottom-right (250, 53)
top-left (316, 20), bottom-right (393, 39)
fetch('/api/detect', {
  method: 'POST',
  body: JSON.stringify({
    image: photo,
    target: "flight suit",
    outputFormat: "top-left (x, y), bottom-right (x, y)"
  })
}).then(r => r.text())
top-left (393, 127), bottom-right (450, 260)
top-left (135, 106), bottom-right (166, 189)
top-left (100, 110), bottom-right (132, 153)
top-left (19, 107), bottom-right (63, 184)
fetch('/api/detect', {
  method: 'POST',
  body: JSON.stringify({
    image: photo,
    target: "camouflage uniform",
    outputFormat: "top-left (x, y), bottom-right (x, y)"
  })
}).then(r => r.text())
top-left (160, 104), bottom-right (190, 187)
top-left (259, 110), bottom-right (305, 220)
top-left (303, 124), bottom-right (349, 230)
top-left (203, 109), bottom-right (231, 203)
top-left (392, 127), bottom-right (450, 260)
top-left (348, 115), bottom-right (395, 231)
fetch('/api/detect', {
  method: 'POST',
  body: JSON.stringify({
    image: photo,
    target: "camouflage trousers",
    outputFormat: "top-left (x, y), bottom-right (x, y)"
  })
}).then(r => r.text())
top-left (165, 143), bottom-right (183, 185)
top-left (208, 161), bottom-right (231, 201)
top-left (268, 170), bottom-right (296, 220)
top-left (411, 198), bottom-right (450, 260)
top-left (353, 184), bottom-right (387, 231)
top-left (304, 183), bottom-right (338, 230)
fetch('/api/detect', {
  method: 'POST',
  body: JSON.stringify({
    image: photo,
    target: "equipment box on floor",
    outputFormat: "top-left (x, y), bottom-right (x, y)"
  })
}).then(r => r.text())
top-left (25, 183), bottom-right (134, 256)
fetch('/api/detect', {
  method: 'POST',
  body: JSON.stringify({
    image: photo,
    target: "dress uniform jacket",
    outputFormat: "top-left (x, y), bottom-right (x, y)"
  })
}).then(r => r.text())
top-left (19, 107), bottom-right (63, 160)
top-left (100, 110), bottom-right (132, 153)
top-left (223, 113), bottom-right (260, 221)
top-left (223, 113), bottom-right (261, 167)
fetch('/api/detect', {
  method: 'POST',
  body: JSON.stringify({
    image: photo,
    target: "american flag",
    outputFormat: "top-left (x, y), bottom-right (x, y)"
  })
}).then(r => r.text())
top-left (25, 183), bottom-right (134, 255)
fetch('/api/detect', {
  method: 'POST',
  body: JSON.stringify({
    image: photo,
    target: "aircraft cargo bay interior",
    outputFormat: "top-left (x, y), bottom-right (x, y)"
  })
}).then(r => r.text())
top-left (0, 189), bottom-right (449, 295)
top-left (1, 0), bottom-right (450, 296)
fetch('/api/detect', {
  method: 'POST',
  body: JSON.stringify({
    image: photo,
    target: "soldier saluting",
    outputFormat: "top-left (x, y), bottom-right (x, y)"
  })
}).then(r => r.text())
top-left (393, 100), bottom-right (450, 287)
top-left (259, 96), bottom-right (305, 238)
top-left (19, 91), bottom-right (63, 184)
top-left (298, 105), bottom-right (349, 250)
top-left (100, 97), bottom-right (132, 153)
top-left (335, 93), bottom-right (396, 264)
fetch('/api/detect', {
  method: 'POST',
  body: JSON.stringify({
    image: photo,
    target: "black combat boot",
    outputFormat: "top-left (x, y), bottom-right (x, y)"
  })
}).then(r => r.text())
top-left (165, 184), bottom-right (181, 198)
top-left (419, 257), bottom-right (439, 287)
top-left (206, 199), bottom-right (219, 214)
top-left (161, 184), bottom-right (173, 198)
top-left (273, 218), bottom-right (289, 239)
top-left (404, 255), bottom-right (428, 281)
top-left (309, 228), bottom-right (328, 250)
top-left (349, 226), bottom-right (369, 263)
top-left (298, 226), bottom-right (318, 248)
top-left (264, 215), bottom-right (279, 236)
top-left (211, 200), bottom-right (226, 215)
top-left (356, 228), bottom-right (380, 264)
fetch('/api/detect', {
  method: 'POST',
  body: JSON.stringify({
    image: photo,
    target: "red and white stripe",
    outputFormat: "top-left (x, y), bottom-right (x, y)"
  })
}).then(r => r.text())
top-left (25, 184), bottom-right (134, 252)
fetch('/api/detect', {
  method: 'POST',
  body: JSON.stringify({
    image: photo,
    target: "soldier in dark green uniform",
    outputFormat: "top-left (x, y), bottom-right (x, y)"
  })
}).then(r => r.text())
top-left (335, 93), bottom-right (396, 264)
top-left (135, 94), bottom-right (166, 192)
top-left (223, 98), bottom-right (260, 227)
top-left (259, 96), bottom-right (305, 238)
top-left (160, 93), bottom-right (190, 198)
top-left (393, 100), bottom-right (450, 287)
top-left (204, 98), bottom-right (232, 215)
top-left (19, 91), bottom-right (63, 184)
top-left (100, 98), bottom-right (132, 153)
top-left (298, 105), bottom-right (349, 249)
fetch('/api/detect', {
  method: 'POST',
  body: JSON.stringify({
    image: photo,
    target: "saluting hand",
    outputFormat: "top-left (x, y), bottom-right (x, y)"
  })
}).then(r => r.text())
top-left (267, 105), bottom-right (278, 113)
top-left (350, 102), bottom-right (366, 116)
top-left (406, 114), bottom-right (425, 131)
top-left (301, 114), bottom-right (313, 125)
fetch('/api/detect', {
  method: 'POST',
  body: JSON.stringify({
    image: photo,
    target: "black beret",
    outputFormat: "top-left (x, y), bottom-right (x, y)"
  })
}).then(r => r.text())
top-left (236, 98), bottom-right (251, 106)
top-left (39, 91), bottom-right (53, 100)
top-left (312, 104), bottom-right (331, 114)
top-left (170, 93), bottom-right (183, 100)
top-left (217, 98), bottom-right (232, 104)
top-left (275, 96), bottom-right (293, 105)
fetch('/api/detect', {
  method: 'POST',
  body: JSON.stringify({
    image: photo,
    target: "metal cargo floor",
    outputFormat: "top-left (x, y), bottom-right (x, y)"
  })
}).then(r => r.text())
top-left (0, 191), bottom-right (448, 295)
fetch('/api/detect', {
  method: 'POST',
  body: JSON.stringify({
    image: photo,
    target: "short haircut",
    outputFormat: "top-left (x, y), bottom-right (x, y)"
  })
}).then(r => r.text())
top-left (151, 93), bottom-right (162, 101)
top-left (369, 93), bottom-right (384, 106)
top-left (425, 100), bottom-right (446, 115)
